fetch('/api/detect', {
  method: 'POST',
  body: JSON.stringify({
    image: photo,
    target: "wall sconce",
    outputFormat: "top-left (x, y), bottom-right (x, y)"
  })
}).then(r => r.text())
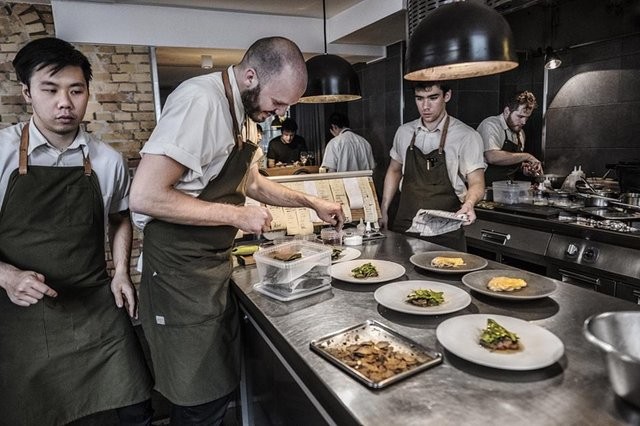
top-left (201, 55), bottom-right (213, 69)
top-left (544, 46), bottom-right (562, 70)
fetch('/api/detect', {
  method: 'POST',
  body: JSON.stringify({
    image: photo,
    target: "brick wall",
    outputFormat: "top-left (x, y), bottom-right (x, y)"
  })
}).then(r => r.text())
top-left (1, 2), bottom-right (155, 284)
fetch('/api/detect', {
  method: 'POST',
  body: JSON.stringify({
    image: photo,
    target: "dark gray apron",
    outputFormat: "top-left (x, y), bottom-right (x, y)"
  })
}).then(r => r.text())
top-left (139, 70), bottom-right (257, 406)
top-left (484, 129), bottom-right (523, 186)
top-left (0, 124), bottom-right (152, 426)
top-left (392, 117), bottom-right (466, 251)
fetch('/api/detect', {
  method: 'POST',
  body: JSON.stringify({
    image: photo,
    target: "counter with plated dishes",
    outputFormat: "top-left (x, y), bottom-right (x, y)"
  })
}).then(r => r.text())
top-left (230, 232), bottom-right (640, 426)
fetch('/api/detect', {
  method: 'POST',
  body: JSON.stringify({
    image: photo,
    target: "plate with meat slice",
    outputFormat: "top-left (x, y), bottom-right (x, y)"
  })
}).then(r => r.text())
top-left (436, 314), bottom-right (564, 370)
top-left (374, 280), bottom-right (472, 315)
top-left (410, 251), bottom-right (488, 274)
top-left (462, 269), bottom-right (557, 300)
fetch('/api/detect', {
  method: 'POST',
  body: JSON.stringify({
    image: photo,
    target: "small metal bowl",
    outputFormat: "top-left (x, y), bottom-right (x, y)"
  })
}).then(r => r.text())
top-left (584, 311), bottom-right (640, 408)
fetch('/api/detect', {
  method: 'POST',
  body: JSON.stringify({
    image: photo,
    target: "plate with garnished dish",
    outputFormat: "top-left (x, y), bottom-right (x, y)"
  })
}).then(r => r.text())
top-left (410, 251), bottom-right (488, 274)
top-left (330, 259), bottom-right (406, 284)
top-left (462, 269), bottom-right (557, 300)
top-left (436, 314), bottom-right (564, 370)
top-left (374, 280), bottom-right (472, 315)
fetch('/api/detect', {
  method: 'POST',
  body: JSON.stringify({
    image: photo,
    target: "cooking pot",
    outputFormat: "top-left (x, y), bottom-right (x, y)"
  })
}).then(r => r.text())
top-left (620, 192), bottom-right (640, 207)
top-left (584, 311), bottom-right (640, 408)
top-left (535, 174), bottom-right (567, 189)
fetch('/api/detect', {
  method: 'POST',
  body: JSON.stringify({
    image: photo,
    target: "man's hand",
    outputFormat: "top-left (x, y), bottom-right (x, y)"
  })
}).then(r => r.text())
top-left (456, 202), bottom-right (477, 225)
top-left (110, 270), bottom-right (137, 318)
top-left (311, 198), bottom-right (345, 231)
top-left (522, 157), bottom-right (543, 177)
top-left (233, 205), bottom-right (274, 235)
top-left (379, 211), bottom-right (390, 230)
top-left (4, 270), bottom-right (57, 307)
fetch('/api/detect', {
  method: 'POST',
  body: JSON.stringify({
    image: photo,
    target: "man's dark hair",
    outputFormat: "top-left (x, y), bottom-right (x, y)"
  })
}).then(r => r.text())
top-left (13, 37), bottom-right (92, 88)
top-left (280, 118), bottom-right (298, 132)
top-left (413, 80), bottom-right (451, 95)
top-left (328, 112), bottom-right (350, 129)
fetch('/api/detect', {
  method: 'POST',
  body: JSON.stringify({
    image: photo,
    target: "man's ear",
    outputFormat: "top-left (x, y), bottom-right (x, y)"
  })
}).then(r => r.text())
top-left (21, 84), bottom-right (32, 104)
top-left (503, 106), bottom-right (511, 117)
top-left (242, 67), bottom-right (259, 90)
top-left (444, 90), bottom-right (452, 103)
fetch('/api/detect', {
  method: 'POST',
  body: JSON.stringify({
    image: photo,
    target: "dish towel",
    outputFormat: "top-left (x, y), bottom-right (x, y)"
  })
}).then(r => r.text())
top-left (406, 209), bottom-right (468, 237)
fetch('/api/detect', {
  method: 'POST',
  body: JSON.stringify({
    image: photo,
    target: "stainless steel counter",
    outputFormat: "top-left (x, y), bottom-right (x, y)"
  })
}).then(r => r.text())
top-left (231, 232), bottom-right (640, 426)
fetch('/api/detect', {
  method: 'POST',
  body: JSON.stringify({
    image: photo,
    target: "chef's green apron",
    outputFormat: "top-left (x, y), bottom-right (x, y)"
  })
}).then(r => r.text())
top-left (0, 124), bottom-right (152, 426)
top-left (392, 117), bottom-right (466, 251)
top-left (484, 129), bottom-right (523, 186)
top-left (139, 70), bottom-right (256, 406)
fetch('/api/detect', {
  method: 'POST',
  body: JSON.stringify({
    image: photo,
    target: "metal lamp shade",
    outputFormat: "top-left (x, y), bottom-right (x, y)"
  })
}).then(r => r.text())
top-left (544, 46), bottom-right (562, 70)
top-left (405, 1), bottom-right (518, 81)
top-left (298, 54), bottom-right (361, 103)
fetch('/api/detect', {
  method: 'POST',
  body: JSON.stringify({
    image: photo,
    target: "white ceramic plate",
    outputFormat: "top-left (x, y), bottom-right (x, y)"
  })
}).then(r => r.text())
top-left (436, 314), bottom-right (564, 370)
top-left (330, 259), bottom-right (406, 284)
top-left (462, 269), bottom-right (557, 300)
top-left (331, 247), bottom-right (361, 264)
top-left (410, 251), bottom-right (488, 274)
top-left (374, 280), bottom-right (472, 315)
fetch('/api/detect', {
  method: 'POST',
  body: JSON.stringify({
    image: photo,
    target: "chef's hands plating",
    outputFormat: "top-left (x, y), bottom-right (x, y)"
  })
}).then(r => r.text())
top-left (310, 198), bottom-right (345, 231)
top-left (234, 205), bottom-right (274, 235)
top-left (522, 157), bottom-right (543, 177)
top-left (0, 265), bottom-right (57, 307)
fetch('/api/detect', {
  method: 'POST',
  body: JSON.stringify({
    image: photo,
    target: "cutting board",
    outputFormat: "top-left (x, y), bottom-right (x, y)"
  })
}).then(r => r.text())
top-left (493, 204), bottom-right (561, 218)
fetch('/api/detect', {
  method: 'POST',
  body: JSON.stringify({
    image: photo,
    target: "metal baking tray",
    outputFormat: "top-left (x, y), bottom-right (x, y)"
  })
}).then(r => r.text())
top-left (310, 320), bottom-right (442, 389)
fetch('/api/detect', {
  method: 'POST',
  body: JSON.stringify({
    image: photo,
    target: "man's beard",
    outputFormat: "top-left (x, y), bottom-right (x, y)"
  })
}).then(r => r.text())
top-left (241, 84), bottom-right (264, 122)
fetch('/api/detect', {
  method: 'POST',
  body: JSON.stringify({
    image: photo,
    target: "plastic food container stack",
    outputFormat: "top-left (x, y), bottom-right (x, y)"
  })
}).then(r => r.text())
top-left (492, 181), bottom-right (532, 204)
top-left (253, 241), bottom-right (332, 301)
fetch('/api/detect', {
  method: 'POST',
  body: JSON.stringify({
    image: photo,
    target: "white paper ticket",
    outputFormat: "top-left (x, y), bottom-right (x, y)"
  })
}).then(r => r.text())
top-left (267, 205), bottom-right (288, 230)
top-left (357, 177), bottom-right (378, 223)
top-left (283, 207), bottom-right (301, 235)
top-left (329, 179), bottom-right (352, 223)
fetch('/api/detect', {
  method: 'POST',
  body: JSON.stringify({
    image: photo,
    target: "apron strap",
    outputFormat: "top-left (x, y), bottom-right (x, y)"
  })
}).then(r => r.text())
top-left (19, 123), bottom-right (29, 175)
top-left (222, 70), bottom-right (244, 150)
top-left (437, 115), bottom-right (450, 154)
top-left (18, 122), bottom-right (93, 176)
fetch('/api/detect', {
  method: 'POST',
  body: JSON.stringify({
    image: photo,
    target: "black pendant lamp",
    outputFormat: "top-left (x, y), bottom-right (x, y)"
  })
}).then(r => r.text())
top-left (297, 0), bottom-right (361, 103)
top-left (405, 1), bottom-right (518, 81)
top-left (544, 46), bottom-right (562, 70)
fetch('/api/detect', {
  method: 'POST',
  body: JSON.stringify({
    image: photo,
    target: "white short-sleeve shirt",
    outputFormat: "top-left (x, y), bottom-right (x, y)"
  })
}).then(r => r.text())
top-left (132, 66), bottom-right (262, 229)
top-left (0, 120), bottom-right (130, 228)
top-left (389, 115), bottom-right (485, 202)
top-left (476, 114), bottom-right (526, 152)
top-left (321, 129), bottom-right (376, 172)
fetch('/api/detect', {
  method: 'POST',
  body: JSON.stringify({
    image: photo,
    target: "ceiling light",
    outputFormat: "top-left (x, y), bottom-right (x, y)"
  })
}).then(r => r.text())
top-left (544, 46), bottom-right (562, 70)
top-left (201, 55), bottom-right (213, 69)
top-left (405, 1), bottom-right (519, 81)
top-left (297, 0), bottom-right (361, 103)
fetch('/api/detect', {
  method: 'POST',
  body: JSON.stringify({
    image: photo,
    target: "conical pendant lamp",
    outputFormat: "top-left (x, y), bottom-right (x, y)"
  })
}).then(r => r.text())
top-left (405, 1), bottom-right (518, 81)
top-left (297, 0), bottom-right (361, 103)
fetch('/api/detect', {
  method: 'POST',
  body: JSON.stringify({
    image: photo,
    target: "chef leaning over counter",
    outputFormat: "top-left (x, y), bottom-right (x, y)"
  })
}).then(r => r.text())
top-left (0, 38), bottom-right (153, 425)
top-left (129, 36), bottom-right (344, 425)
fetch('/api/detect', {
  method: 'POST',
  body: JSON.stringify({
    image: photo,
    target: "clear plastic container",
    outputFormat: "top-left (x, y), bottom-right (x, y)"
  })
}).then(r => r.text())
top-left (254, 240), bottom-right (332, 293)
top-left (492, 181), bottom-right (532, 204)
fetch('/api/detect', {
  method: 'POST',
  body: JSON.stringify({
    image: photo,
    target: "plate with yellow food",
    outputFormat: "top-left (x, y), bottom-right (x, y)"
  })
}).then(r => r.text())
top-left (436, 314), bottom-right (564, 370)
top-left (461, 269), bottom-right (557, 300)
top-left (329, 259), bottom-right (406, 284)
top-left (374, 280), bottom-right (472, 315)
top-left (410, 251), bottom-right (488, 274)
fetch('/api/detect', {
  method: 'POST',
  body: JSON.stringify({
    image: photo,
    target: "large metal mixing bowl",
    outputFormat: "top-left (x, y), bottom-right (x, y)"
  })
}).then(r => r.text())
top-left (584, 311), bottom-right (640, 408)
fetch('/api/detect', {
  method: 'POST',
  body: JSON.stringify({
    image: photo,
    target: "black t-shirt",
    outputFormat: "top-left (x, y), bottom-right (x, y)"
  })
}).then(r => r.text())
top-left (266, 135), bottom-right (307, 164)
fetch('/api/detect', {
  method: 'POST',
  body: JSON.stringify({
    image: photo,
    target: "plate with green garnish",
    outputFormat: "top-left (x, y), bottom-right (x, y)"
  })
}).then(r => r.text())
top-left (330, 259), bottom-right (406, 284)
top-left (374, 280), bottom-right (472, 315)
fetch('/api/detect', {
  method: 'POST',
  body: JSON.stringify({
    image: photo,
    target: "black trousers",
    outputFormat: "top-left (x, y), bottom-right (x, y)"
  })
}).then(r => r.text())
top-left (116, 399), bottom-right (153, 426)
top-left (170, 392), bottom-right (234, 426)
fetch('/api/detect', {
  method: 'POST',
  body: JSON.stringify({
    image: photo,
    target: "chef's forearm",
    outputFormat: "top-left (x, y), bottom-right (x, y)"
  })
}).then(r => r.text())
top-left (108, 211), bottom-right (133, 276)
top-left (381, 163), bottom-right (402, 214)
top-left (246, 167), bottom-right (314, 209)
top-left (463, 169), bottom-right (486, 207)
top-left (485, 150), bottom-right (536, 166)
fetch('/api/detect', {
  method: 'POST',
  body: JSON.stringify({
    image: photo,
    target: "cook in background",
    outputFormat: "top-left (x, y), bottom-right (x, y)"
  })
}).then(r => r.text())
top-left (379, 81), bottom-right (485, 251)
top-left (266, 117), bottom-right (308, 166)
top-left (0, 38), bottom-right (152, 425)
top-left (129, 36), bottom-right (344, 425)
top-left (321, 112), bottom-right (376, 172)
top-left (477, 90), bottom-right (542, 185)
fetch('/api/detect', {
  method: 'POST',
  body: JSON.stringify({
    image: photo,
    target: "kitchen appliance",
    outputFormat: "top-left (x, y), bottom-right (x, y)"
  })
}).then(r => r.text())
top-left (546, 234), bottom-right (640, 302)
